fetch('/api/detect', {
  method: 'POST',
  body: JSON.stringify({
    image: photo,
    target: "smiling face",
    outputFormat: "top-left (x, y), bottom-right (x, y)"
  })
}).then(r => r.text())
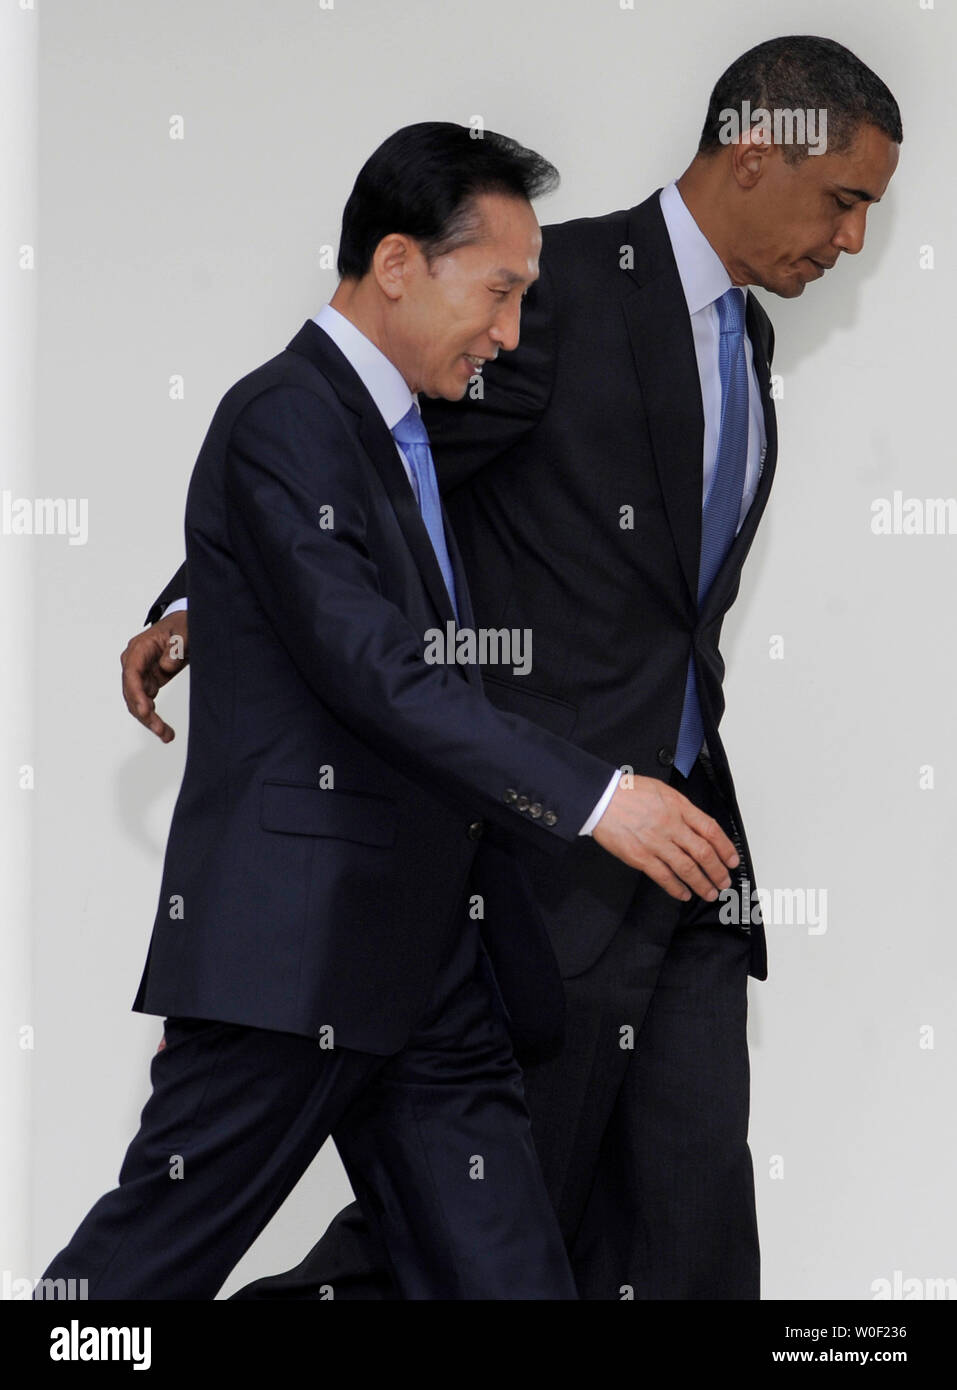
top-left (375, 191), bottom-right (542, 399)
top-left (726, 122), bottom-right (900, 297)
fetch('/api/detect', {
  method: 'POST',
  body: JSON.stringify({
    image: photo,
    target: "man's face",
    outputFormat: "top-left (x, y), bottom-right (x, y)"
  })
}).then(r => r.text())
top-left (729, 123), bottom-right (900, 298)
top-left (391, 192), bottom-right (542, 399)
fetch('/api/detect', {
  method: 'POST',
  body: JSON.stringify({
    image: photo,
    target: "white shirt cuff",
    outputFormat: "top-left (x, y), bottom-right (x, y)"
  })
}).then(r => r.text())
top-left (160, 597), bottom-right (189, 617)
top-left (579, 769), bottom-right (622, 836)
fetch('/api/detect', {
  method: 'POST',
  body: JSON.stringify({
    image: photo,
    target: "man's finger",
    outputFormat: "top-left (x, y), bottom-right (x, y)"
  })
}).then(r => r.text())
top-left (682, 802), bottom-right (739, 867)
top-left (674, 829), bottom-right (732, 893)
top-left (144, 707), bottom-right (176, 742)
top-left (121, 644), bottom-right (177, 740)
top-left (661, 844), bottom-right (722, 901)
top-left (125, 685), bottom-right (176, 740)
top-left (122, 666), bottom-right (153, 719)
top-left (642, 857), bottom-right (693, 902)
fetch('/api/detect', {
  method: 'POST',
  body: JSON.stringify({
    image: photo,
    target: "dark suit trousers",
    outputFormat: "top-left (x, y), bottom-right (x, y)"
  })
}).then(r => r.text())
top-left (231, 753), bottom-right (759, 1301)
top-left (39, 907), bottom-right (576, 1300)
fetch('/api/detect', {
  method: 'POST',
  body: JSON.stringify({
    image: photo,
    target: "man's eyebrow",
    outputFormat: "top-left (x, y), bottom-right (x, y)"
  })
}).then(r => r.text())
top-left (490, 268), bottom-right (531, 285)
top-left (834, 184), bottom-right (881, 204)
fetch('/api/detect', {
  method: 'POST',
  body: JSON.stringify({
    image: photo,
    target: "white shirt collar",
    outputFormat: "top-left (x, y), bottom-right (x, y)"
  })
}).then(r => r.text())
top-left (312, 303), bottom-right (415, 432)
top-left (658, 181), bottom-right (738, 317)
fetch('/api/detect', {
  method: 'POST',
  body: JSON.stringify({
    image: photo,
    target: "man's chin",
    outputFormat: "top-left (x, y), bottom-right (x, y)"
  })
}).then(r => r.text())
top-left (432, 381), bottom-right (470, 402)
top-left (773, 280), bottom-right (807, 299)
top-left (761, 270), bottom-right (808, 300)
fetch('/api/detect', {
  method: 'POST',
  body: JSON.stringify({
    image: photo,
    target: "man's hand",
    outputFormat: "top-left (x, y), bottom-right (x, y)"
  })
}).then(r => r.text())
top-left (593, 775), bottom-right (738, 902)
top-left (120, 610), bottom-right (190, 743)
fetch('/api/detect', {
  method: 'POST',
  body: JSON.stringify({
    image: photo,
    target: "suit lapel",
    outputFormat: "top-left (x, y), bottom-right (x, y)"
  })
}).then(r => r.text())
top-left (618, 195), bottom-right (779, 620)
top-left (619, 194), bottom-right (703, 608)
top-left (442, 520), bottom-right (482, 690)
top-left (746, 290), bottom-right (778, 495)
top-left (444, 519), bottom-right (477, 629)
top-left (286, 321), bottom-right (471, 655)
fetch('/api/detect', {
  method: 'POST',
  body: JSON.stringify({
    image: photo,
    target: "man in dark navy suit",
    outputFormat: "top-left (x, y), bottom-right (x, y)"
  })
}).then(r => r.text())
top-left (130, 38), bottom-right (902, 1300)
top-left (43, 123), bottom-right (740, 1300)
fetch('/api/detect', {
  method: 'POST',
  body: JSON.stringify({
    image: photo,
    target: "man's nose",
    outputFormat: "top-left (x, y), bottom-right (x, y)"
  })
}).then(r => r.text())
top-left (834, 205), bottom-right (868, 256)
top-left (490, 299), bottom-right (523, 352)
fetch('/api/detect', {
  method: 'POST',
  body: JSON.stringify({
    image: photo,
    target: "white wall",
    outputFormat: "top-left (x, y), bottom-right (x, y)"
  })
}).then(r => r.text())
top-left (1, 0), bottom-right (38, 1289)
top-left (10, 0), bottom-right (954, 1300)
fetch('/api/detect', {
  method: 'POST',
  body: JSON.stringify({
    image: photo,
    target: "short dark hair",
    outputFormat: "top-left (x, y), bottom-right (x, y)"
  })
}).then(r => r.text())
top-left (698, 35), bottom-right (903, 163)
top-left (337, 122), bottom-right (559, 279)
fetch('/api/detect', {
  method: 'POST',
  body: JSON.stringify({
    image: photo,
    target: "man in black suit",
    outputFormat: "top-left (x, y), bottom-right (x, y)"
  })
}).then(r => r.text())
top-left (124, 37), bottom-right (902, 1299)
top-left (43, 122), bottom-right (740, 1301)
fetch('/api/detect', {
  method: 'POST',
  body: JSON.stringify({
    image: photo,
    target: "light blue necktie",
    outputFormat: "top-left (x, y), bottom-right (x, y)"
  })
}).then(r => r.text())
top-left (674, 287), bottom-right (749, 775)
top-left (391, 403), bottom-right (460, 622)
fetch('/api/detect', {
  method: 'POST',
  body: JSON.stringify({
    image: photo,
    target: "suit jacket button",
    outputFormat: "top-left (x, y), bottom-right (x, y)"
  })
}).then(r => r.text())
top-left (467, 820), bottom-right (484, 840)
top-left (529, 803), bottom-right (543, 819)
top-left (516, 795), bottom-right (530, 812)
top-left (503, 788), bottom-right (518, 805)
top-left (542, 810), bottom-right (557, 827)
top-left (657, 746), bottom-right (675, 767)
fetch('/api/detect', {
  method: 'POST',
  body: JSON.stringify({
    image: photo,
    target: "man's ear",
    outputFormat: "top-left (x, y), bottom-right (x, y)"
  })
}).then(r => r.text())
top-left (371, 234), bottom-right (417, 302)
top-left (730, 126), bottom-right (780, 190)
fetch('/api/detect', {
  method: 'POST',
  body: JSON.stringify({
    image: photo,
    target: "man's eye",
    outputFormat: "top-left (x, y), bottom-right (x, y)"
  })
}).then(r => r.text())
top-left (834, 195), bottom-right (854, 210)
top-left (491, 287), bottom-right (510, 297)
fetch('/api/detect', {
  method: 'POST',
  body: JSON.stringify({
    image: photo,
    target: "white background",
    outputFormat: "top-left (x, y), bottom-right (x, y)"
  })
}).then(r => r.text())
top-left (4, 0), bottom-right (953, 1300)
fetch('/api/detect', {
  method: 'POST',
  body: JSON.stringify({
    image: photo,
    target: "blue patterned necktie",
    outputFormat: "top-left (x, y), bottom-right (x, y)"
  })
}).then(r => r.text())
top-left (674, 287), bottom-right (749, 775)
top-left (391, 403), bottom-right (460, 622)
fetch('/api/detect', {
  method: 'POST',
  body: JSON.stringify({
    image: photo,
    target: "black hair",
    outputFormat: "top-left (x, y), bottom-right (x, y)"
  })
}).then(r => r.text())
top-left (337, 121), bottom-right (559, 279)
top-left (697, 36), bottom-right (903, 163)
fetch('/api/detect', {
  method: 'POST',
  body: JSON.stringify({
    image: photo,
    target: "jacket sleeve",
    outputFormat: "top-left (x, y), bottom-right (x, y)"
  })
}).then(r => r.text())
top-left (221, 382), bottom-right (614, 852)
top-left (145, 561), bottom-right (188, 626)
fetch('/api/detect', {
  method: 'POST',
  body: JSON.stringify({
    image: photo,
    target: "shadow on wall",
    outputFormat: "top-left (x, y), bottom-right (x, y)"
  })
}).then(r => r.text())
top-left (113, 670), bottom-right (190, 862)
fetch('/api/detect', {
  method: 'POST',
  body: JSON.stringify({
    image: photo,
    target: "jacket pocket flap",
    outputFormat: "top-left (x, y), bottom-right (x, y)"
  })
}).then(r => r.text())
top-left (260, 781), bottom-right (396, 847)
top-left (482, 675), bottom-right (578, 739)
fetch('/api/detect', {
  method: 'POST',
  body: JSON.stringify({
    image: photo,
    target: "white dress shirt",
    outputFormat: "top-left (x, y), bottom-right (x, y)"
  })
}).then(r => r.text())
top-left (311, 304), bottom-right (419, 487)
top-left (658, 181), bottom-right (767, 528)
